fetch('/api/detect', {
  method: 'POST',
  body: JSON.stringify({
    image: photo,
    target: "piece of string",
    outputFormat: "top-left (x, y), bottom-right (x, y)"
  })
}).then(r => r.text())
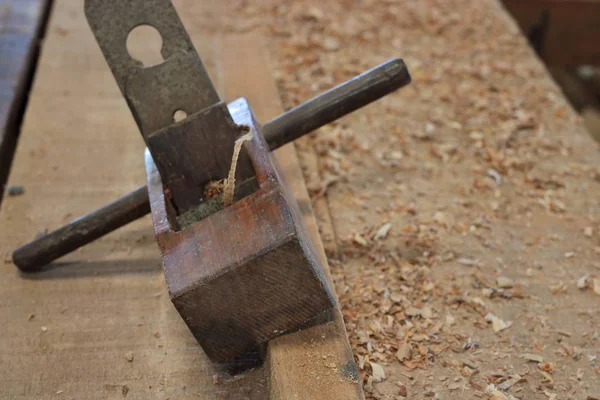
top-left (223, 128), bottom-right (253, 207)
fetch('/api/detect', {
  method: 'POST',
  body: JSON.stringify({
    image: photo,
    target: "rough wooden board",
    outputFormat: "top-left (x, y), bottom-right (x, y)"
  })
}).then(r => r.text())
top-left (218, 32), bottom-right (364, 400)
top-left (0, 1), bottom-right (268, 398)
top-left (0, 0), bottom-right (51, 203)
top-left (248, 0), bottom-right (600, 398)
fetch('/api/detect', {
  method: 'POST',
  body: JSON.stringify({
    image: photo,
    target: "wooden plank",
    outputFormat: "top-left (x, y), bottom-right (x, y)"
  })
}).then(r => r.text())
top-left (502, 0), bottom-right (600, 65)
top-left (0, 1), bottom-right (267, 398)
top-left (1, 1), bottom-right (361, 399)
top-left (218, 33), bottom-right (364, 400)
top-left (0, 0), bottom-right (51, 203)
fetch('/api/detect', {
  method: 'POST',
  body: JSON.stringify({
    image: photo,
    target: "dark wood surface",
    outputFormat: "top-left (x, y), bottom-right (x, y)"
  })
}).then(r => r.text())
top-left (0, 0), bottom-right (52, 203)
top-left (502, 0), bottom-right (600, 65)
top-left (147, 97), bottom-right (335, 363)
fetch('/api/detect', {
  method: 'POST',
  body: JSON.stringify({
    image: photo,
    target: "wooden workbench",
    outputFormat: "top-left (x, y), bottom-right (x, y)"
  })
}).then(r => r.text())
top-left (3, 1), bottom-right (600, 399)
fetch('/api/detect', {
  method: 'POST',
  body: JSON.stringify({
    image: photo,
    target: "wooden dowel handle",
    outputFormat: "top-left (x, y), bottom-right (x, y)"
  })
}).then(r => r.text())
top-left (13, 186), bottom-right (150, 270)
top-left (13, 59), bottom-right (411, 271)
top-left (264, 58), bottom-right (411, 148)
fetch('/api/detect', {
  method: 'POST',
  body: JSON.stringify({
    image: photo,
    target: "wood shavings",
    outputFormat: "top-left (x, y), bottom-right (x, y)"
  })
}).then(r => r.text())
top-left (485, 313), bottom-right (512, 333)
top-left (223, 127), bottom-right (253, 207)
top-left (487, 169), bottom-right (502, 185)
top-left (496, 276), bottom-right (514, 288)
top-left (373, 223), bottom-right (392, 241)
top-left (539, 362), bottom-right (555, 374)
top-left (457, 258), bottom-right (480, 266)
top-left (497, 374), bottom-right (521, 391)
top-left (578, 275), bottom-right (589, 290)
top-left (485, 384), bottom-right (519, 400)
top-left (521, 353), bottom-right (544, 363)
top-left (352, 232), bottom-right (368, 247)
top-left (539, 370), bottom-right (553, 384)
top-left (204, 180), bottom-right (225, 199)
top-left (396, 341), bottom-right (412, 362)
top-left (405, 306), bottom-right (421, 317)
top-left (124, 351), bottom-right (134, 362)
top-left (413, 123), bottom-right (436, 141)
top-left (543, 390), bottom-right (557, 400)
top-left (368, 361), bottom-right (385, 383)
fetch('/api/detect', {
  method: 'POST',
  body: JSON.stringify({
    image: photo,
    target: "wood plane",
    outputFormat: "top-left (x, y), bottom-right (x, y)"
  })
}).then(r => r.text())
top-left (146, 98), bottom-right (335, 362)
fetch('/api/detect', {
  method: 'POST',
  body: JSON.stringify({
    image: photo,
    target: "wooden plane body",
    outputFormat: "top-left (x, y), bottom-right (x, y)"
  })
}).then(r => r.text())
top-left (145, 98), bottom-right (335, 363)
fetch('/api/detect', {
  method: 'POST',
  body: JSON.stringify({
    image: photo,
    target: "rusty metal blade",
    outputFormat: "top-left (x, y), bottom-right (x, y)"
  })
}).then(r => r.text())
top-left (84, 0), bottom-right (220, 135)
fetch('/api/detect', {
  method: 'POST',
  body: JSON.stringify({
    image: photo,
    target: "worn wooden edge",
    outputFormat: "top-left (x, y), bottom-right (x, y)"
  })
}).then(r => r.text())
top-left (294, 138), bottom-right (341, 259)
top-left (217, 32), bottom-right (364, 400)
top-left (0, 0), bottom-right (53, 206)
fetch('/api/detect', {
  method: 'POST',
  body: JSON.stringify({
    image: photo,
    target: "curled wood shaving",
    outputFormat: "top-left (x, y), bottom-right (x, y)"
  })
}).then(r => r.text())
top-left (373, 223), bottom-right (392, 241)
top-left (368, 361), bottom-right (386, 383)
top-left (223, 127), bottom-right (253, 207)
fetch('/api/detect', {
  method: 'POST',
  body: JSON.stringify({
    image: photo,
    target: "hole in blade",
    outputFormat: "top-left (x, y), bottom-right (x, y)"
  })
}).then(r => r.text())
top-left (126, 25), bottom-right (164, 67)
top-left (173, 109), bottom-right (188, 123)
